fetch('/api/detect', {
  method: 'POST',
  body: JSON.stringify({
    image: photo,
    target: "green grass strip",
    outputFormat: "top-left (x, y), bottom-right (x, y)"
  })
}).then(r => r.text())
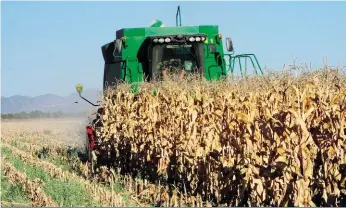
top-left (1, 146), bottom-right (101, 207)
top-left (1, 168), bottom-right (31, 206)
top-left (5, 141), bottom-right (142, 207)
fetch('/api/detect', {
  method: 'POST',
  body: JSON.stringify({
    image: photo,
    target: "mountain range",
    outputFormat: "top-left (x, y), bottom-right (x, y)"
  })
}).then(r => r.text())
top-left (1, 89), bottom-right (102, 114)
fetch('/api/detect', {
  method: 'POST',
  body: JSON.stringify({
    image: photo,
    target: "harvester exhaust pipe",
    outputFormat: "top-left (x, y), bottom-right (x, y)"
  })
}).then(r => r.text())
top-left (176, 5), bottom-right (181, 26)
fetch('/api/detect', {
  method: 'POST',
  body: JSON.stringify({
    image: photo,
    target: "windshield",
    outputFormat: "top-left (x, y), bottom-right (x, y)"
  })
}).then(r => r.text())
top-left (151, 43), bottom-right (204, 81)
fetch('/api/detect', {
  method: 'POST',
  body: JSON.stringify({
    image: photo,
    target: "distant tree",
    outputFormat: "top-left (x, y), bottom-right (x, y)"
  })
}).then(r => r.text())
top-left (1, 110), bottom-right (88, 120)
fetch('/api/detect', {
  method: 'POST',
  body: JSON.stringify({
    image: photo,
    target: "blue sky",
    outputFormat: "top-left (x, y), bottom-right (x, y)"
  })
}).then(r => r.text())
top-left (2, 1), bottom-right (346, 97)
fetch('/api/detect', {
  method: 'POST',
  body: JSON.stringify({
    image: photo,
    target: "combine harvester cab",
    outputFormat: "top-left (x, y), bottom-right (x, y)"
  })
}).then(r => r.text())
top-left (75, 6), bottom-right (263, 171)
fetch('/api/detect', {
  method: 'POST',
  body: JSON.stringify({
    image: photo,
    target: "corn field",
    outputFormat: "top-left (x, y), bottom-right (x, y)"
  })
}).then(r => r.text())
top-left (1, 67), bottom-right (346, 207)
top-left (1, 119), bottom-right (141, 207)
top-left (93, 67), bottom-right (346, 206)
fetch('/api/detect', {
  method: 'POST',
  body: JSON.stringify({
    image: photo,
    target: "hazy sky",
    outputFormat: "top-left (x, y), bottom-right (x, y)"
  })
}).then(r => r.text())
top-left (2, 1), bottom-right (346, 97)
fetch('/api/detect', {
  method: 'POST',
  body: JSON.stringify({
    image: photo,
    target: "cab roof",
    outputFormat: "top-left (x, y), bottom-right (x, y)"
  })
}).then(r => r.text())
top-left (115, 25), bottom-right (219, 39)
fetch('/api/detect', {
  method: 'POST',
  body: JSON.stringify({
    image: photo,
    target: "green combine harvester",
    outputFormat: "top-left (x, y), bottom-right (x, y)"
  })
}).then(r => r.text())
top-left (100, 6), bottom-right (262, 89)
top-left (76, 6), bottom-right (263, 168)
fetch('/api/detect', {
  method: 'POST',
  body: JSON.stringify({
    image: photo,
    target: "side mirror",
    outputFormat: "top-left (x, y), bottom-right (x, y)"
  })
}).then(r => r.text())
top-left (115, 39), bottom-right (122, 54)
top-left (76, 84), bottom-right (83, 95)
top-left (225, 37), bottom-right (233, 52)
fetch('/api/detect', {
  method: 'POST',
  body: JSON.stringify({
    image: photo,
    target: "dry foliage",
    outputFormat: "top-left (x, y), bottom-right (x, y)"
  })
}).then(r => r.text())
top-left (1, 143), bottom-right (130, 207)
top-left (94, 68), bottom-right (346, 206)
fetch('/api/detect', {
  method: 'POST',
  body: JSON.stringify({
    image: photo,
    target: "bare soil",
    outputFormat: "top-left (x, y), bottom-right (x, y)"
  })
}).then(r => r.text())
top-left (1, 118), bottom-right (91, 148)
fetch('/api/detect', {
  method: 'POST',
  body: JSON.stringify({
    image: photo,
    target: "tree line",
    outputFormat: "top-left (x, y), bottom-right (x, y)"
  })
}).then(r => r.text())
top-left (1, 110), bottom-right (89, 119)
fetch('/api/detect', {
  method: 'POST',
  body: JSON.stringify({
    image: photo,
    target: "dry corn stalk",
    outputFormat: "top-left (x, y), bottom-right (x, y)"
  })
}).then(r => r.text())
top-left (1, 142), bottom-right (135, 207)
top-left (93, 68), bottom-right (346, 206)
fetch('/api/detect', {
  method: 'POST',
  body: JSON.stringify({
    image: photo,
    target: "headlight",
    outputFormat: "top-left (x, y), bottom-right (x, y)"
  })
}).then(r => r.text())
top-left (195, 37), bottom-right (201, 42)
top-left (153, 38), bottom-right (159, 43)
top-left (164, 38), bottom-right (171, 43)
top-left (189, 37), bottom-right (195, 42)
top-left (201, 37), bottom-right (206, 41)
top-left (159, 38), bottom-right (165, 43)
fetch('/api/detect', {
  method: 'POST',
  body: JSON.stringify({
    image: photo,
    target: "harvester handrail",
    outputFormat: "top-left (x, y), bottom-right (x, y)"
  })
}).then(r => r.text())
top-left (224, 53), bottom-right (263, 78)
